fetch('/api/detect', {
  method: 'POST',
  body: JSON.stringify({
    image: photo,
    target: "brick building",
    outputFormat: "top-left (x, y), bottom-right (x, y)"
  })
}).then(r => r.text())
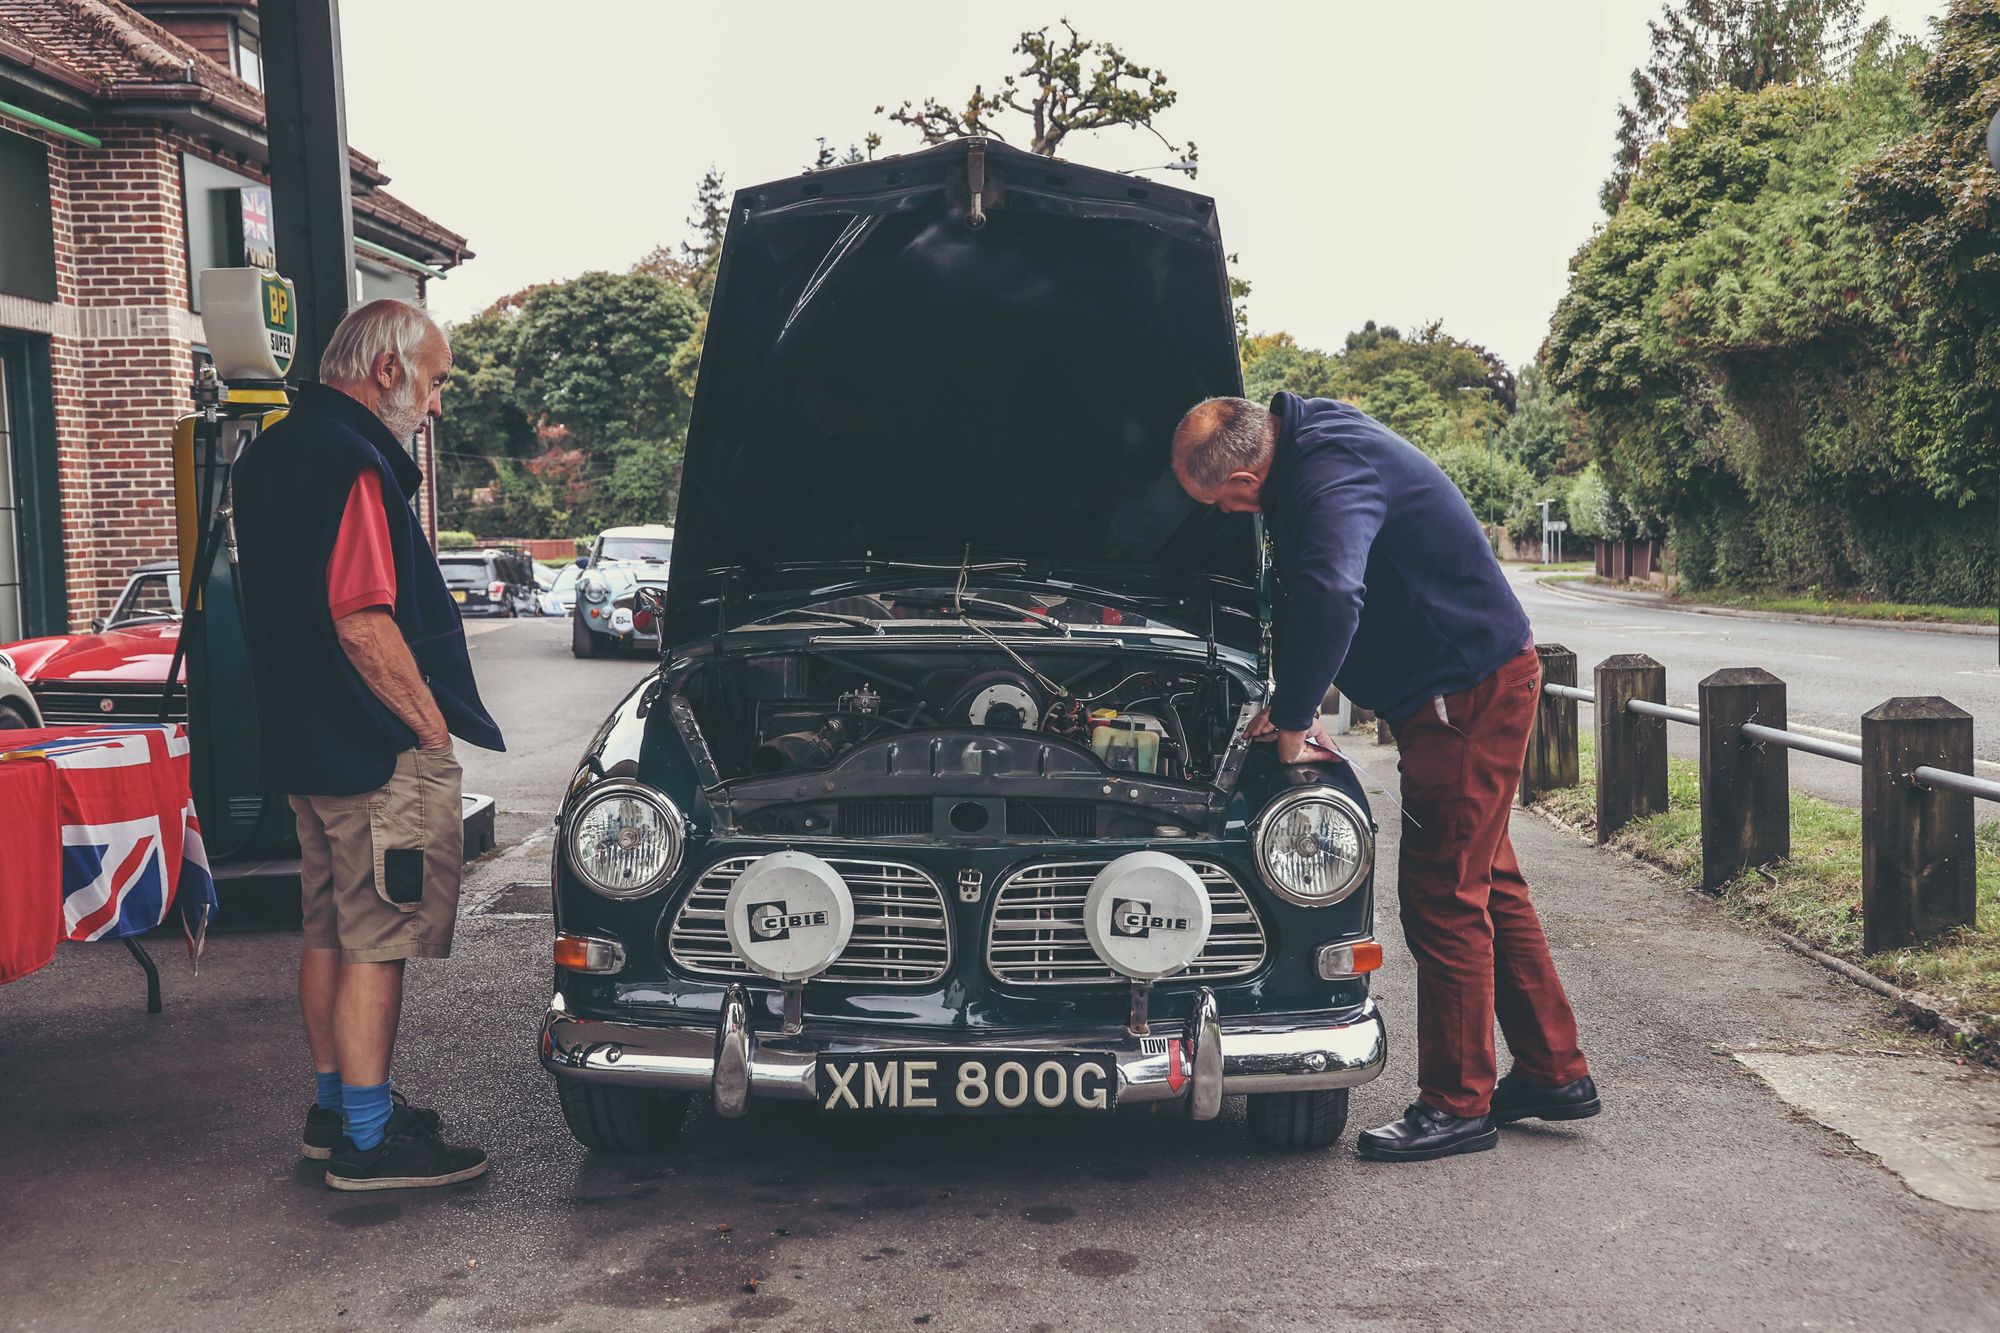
top-left (0, 0), bottom-right (469, 639)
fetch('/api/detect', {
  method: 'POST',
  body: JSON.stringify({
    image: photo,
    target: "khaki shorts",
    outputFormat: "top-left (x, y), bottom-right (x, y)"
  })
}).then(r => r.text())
top-left (293, 746), bottom-right (465, 963)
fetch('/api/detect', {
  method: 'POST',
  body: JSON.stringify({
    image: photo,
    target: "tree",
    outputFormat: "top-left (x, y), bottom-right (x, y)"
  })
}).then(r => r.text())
top-left (1604, 0), bottom-right (1867, 210)
top-left (635, 167), bottom-right (729, 303)
top-left (1851, 0), bottom-right (2000, 504)
top-left (806, 133), bottom-right (881, 171)
top-left (509, 271), bottom-right (703, 446)
top-left (879, 19), bottom-right (1195, 169)
top-left (1492, 362), bottom-right (1589, 478)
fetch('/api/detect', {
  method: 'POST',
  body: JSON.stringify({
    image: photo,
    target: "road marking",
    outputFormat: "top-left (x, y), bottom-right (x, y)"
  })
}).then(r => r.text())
top-left (1956, 669), bottom-right (2000, 679)
top-left (1787, 721), bottom-right (2000, 772)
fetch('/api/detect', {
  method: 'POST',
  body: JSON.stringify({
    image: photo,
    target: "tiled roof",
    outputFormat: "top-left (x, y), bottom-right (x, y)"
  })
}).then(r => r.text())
top-left (0, 0), bottom-right (469, 268)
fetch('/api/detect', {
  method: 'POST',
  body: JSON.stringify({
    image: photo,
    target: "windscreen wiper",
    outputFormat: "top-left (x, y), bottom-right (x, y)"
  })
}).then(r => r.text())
top-left (749, 608), bottom-right (885, 635)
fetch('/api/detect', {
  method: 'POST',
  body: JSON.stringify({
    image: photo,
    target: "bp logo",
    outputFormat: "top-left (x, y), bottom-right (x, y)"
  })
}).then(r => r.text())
top-left (260, 271), bottom-right (297, 376)
top-left (748, 900), bottom-right (828, 942)
top-left (1113, 897), bottom-right (1190, 939)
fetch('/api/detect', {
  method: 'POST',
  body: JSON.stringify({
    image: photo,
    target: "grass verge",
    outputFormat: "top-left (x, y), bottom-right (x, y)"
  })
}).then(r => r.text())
top-left (1536, 734), bottom-right (2000, 1047)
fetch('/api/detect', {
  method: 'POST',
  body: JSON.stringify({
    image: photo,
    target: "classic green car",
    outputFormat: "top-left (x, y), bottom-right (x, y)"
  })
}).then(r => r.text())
top-left (538, 138), bottom-right (1386, 1151)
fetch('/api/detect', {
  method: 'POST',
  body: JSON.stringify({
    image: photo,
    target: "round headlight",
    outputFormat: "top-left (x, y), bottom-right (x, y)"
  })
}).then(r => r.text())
top-left (1254, 788), bottom-right (1372, 906)
top-left (580, 576), bottom-right (609, 604)
top-left (566, 781), bottom-right (685, 897)
top-left (0, 649), bottom-right (15, 674)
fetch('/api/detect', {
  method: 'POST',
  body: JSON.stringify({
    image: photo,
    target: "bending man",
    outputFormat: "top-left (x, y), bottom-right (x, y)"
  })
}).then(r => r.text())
top-left (1172, 392), bottom-right (1597, 1162)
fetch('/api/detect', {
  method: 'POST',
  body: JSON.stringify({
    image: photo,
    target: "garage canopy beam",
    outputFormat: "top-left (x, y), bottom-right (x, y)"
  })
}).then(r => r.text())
top-left (260, 0), bottom-right (355, 383)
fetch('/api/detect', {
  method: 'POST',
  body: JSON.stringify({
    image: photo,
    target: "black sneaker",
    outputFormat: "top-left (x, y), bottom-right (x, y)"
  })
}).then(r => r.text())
top-left (300, 1091), bottom-right (444, 1160)
top-left (1491, 1072), bottom-right (1601, 1125)
top-left (324, 1132), bottom-right (489, 1191)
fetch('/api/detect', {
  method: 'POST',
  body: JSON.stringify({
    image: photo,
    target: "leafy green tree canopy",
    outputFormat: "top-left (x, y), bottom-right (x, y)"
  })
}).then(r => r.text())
top-left (1605, 0), bottom-right (1867, 210)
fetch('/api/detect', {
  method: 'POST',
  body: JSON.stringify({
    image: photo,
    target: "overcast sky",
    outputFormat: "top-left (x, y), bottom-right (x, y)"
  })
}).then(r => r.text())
top-left (338, 0), bottom-right (1949, 372)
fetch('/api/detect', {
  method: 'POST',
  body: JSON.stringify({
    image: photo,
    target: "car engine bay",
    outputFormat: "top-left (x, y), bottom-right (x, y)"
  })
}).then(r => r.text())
top-left (673, 646), bottom-right (1260, 839)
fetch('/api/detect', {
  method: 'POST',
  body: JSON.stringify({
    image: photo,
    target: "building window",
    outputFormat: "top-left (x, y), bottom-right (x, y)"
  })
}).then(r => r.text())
top-left (233, 24), bottom-right (263, 91)
top-left (0, 129), bottom-right (58, 304)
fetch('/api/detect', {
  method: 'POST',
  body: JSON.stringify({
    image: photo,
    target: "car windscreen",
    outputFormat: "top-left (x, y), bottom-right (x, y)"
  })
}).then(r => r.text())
top-left (438, 558), bottom-right (491, 588)
top-left (108, 572), bottom-right (182, 626)
top-left (598, 538), bottom-right (673, 564)
top-left (551, 565), bottom-right (581, 593)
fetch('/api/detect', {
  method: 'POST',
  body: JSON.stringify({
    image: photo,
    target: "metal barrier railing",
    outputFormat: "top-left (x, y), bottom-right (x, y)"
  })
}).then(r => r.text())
top-left (1520, 646), bottom-right (1989, 952)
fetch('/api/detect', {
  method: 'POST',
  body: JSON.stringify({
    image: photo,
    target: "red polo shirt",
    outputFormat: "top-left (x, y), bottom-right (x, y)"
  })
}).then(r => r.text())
top-left (326, 471), bottom-right (397, 620)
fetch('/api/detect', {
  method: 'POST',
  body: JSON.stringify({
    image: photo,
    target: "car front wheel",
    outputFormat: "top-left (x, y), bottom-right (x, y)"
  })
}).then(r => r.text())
top-left (1247, 1088), bottom-right (1349, 1149)
top-left (571, 613), bottom-right (603, 659)
top-left (0, 702), bottom-right (33, 730)
top-left (556, 1080), bottom-right (690, 1153)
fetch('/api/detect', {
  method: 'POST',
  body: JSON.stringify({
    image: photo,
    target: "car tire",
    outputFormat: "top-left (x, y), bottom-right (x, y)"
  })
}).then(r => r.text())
top-left (556, 1080), bottom-right (689, 1153)
top-left (571, 614), bottom-right (603, 659)
top-left (0, 702), bottom-right (33, 730)
top-left (1246, 1088), bottom-right (1349, 1149)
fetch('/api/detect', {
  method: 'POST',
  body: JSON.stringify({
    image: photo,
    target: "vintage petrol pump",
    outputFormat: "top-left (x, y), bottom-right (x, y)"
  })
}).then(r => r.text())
top-left (166, 267), bottom-right (299, 860)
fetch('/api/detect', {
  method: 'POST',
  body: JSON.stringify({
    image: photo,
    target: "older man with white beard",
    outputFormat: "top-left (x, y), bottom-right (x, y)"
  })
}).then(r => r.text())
top-left (234, 299), bottom-right (505, 1191)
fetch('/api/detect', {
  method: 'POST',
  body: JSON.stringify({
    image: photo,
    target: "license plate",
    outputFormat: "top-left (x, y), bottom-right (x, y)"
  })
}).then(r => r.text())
top-left (450, 589), bottom-right (466, 603)
top-left (816, 1051), bottom-right (1116, 1115)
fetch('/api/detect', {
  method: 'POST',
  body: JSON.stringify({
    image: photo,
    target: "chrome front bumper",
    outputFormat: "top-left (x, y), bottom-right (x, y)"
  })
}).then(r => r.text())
top-left (539, 987), bottom-right (1386, 1119)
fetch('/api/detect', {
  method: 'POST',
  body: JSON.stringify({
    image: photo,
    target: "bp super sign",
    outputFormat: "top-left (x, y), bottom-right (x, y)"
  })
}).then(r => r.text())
top-left (261, 270), bottom-right (296, 376)
top-left (197, 267), bottom-right (297, 382)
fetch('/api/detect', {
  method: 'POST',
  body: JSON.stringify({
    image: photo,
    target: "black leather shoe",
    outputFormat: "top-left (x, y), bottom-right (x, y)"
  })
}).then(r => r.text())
top-left (1356, 1101), bottom-right (1498, 1161)
top-left (1491, 1072), bottom-right (1600, 1125)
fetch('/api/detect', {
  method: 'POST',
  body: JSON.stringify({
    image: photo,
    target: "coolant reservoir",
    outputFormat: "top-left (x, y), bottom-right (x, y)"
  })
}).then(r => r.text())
top-left (1092, 718), bottom-right (1162, 774)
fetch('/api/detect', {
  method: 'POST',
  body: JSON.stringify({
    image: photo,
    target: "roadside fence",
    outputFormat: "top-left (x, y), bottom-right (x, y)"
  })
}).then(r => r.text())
top-left (1519, 645), bottom-right (1998, 952)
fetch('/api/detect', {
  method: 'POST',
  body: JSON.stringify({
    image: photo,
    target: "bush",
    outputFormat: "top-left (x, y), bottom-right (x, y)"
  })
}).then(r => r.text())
top-left (437, 529), bottom-right (477, 550)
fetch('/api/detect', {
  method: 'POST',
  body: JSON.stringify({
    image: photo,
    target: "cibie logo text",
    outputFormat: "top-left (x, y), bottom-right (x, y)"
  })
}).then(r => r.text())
top-left (748, 899), bottom-right (828, 942)
top-left (1111, 896), bottom-right (1188, 939)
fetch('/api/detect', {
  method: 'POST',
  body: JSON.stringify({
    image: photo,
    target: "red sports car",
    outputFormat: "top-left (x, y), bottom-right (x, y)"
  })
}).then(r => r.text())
top-left (0, 561), bottom-right (185, 726)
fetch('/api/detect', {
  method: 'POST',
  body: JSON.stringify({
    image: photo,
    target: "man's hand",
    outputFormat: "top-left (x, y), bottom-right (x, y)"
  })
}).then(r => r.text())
top-left (1246, 708), bottom-right (1276, 739)
top-left (1275, 722), bottom-right (1340, 765)
top-left (334, 608), bottom-right (450, 750)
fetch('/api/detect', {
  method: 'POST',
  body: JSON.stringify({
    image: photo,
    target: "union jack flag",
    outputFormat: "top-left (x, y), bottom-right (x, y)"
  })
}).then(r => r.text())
top-left (1, 726), bottom-right (217, 960)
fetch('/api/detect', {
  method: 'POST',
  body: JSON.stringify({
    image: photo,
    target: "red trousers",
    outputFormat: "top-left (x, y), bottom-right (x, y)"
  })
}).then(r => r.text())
top-left (1392, 644), bottom-right (1589, 1117)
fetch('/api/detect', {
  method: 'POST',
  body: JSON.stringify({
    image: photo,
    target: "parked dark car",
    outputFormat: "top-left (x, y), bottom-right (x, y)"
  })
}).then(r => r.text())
top-left (438, 548), bottom-right (537, 617)
top-left (539, 139), bottom-right (1385, 1153)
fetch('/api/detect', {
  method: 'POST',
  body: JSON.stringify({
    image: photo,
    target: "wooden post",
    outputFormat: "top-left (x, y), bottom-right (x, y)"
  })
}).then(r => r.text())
top-left (1594, 654), bottom-right (1668, 842)
top-left (1861, 697), bottom-right (1976, 952)
top-left (1698, 668), bottom-right (1789, 892)
top-left (1520, 643), bottom-right (1579, 806)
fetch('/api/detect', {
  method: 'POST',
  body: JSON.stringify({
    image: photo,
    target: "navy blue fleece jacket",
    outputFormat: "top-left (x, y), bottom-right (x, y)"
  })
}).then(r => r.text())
top-left (1262, 392), bottom-right (1530, 731)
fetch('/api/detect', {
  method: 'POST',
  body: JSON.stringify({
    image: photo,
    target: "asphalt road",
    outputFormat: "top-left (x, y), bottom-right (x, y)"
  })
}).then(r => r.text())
top-left (1512, 569), bottom-right (2000, 813)
top-left (4, 618), bottom-right (1998, 1332)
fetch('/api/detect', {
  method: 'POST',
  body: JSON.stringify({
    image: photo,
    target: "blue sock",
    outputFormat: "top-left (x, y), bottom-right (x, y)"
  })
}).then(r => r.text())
top-left (314, 1070), bottom-right (343, 1113)
top-left (341, 1079), bottom-right (394, 1151)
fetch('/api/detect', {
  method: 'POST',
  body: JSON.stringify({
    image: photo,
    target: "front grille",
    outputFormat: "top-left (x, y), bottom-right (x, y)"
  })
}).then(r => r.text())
top-left (1005, 799), bottom-right (1093, 838)
top-left (32, 682), bottom-right (185, 726)
top-left (986, 859), bottom-right (1267, 986)
top-left (668, 855), bottom-right (951, 984)
top-left (839, 800), bottom-right (929, 837)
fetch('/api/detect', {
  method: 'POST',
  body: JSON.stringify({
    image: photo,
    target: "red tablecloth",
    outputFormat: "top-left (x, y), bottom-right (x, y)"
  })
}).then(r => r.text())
top-left (0, 757), bottom-right (61, 984)
top-left (0, 725), bottom-right (215, 986)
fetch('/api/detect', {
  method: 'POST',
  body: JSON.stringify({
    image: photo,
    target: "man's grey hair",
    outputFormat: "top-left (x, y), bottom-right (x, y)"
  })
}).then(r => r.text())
top-left (1174, 396), bottom-right (1274, 491)
top-left (319, 298), bottom-right (442, 384)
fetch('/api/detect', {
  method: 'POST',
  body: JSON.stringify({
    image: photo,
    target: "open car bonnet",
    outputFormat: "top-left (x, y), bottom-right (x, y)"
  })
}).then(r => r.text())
top-left (664, 138), bottom-right (1260, 651)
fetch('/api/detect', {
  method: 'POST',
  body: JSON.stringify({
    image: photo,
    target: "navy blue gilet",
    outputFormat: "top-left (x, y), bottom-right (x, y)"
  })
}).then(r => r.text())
top-left (233, 383), bottom-right (504, 796)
